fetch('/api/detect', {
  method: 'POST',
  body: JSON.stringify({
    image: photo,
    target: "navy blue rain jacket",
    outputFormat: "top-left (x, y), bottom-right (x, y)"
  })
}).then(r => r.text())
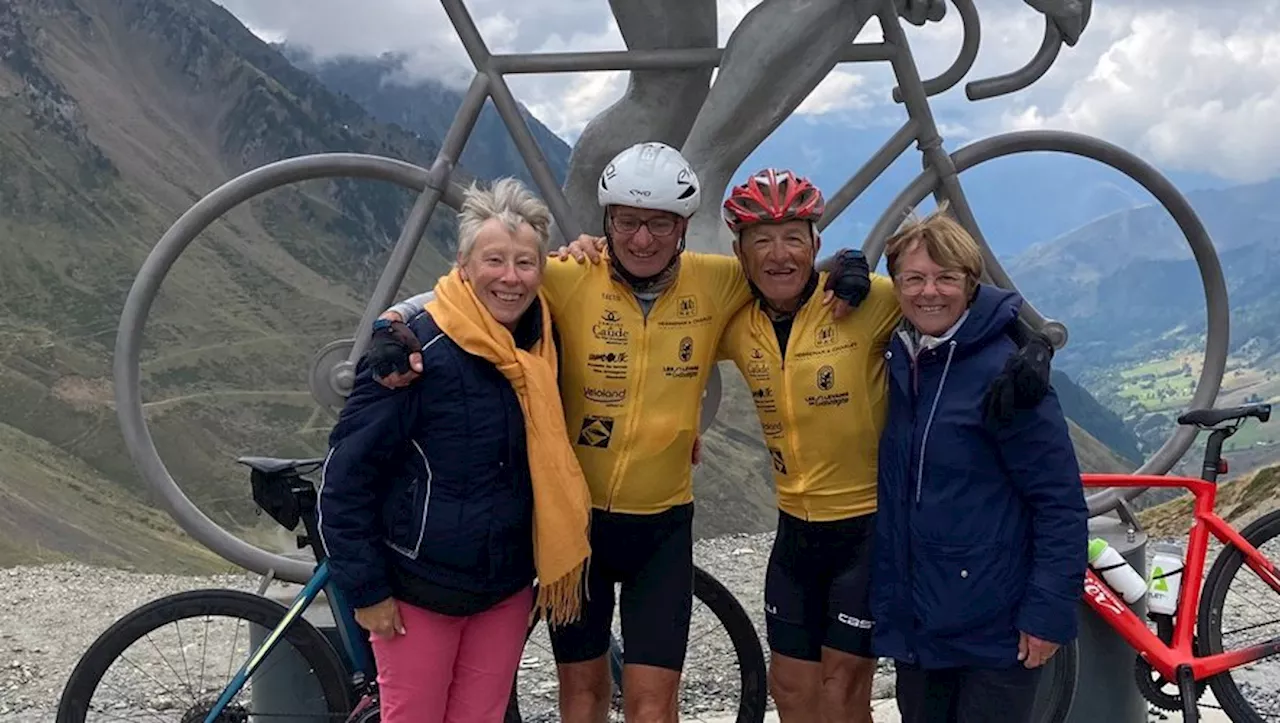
top-left (318, 307), bottom-right (543, 614)
top-left (870, 284), bottom-right (1088, 669)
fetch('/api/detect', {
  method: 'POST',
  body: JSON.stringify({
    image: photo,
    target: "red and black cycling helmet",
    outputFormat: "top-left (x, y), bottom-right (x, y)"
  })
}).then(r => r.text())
top-left (722, 168), bottom-right (825, 235)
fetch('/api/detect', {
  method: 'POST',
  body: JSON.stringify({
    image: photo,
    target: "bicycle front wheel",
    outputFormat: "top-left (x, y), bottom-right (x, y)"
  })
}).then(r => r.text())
top-left (1199, 509), bottom-right (1280, 722)
top-left (56, 588), bottom-right (352, 722)
top-left (506, 565), bottom-right (768, 723)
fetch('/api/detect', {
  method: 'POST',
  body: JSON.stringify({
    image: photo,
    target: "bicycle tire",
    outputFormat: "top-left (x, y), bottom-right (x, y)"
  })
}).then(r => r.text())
top-left (504, 565), bottom-right (768, 723)
top-left (1198, 508), bottom-right (1280, 723)
top-left (56, 588), bottom-right (353, 722)
top-left (1030, 636), bottom-right (1078, 723)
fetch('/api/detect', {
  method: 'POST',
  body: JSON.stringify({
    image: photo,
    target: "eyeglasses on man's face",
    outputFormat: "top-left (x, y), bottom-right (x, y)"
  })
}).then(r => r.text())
top-left (610, 213), bottom-right (679, 238)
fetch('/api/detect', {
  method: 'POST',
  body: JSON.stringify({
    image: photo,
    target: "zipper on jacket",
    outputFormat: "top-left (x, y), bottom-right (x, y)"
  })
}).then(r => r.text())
top-left (606, 286), bottom-right (659, 511)
top-left (764, 303), bottom-right (811, 519)
top-left (914, 341), bottom-right (956, 506)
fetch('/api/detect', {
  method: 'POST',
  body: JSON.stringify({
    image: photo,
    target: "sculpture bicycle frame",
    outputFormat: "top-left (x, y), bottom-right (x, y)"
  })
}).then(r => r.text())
top-left (113, 0), bottom-right (1230, 587)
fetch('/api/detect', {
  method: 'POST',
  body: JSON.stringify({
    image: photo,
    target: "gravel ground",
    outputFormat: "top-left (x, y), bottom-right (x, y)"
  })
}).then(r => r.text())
top-left (3, 531), bottom-right (1280, 722)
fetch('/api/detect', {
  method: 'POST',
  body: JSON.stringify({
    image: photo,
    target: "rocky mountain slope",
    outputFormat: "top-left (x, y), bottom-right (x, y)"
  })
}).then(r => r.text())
top-left (1139, 464), bottom-right (1280, 539)
top-left (0, 0), bottom-right (484, 571)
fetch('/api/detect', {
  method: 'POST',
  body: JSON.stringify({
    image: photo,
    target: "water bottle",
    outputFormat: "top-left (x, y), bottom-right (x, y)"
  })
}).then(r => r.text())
top-left (1087, 538), bottom-right (1147, 604)
top-left (1147, 542), bottom-right (1186, 616)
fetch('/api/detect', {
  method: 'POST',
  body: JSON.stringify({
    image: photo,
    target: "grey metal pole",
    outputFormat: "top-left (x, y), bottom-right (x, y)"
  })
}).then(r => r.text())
top-left (114, 153), bottom-right (465, 585)
top-left (439, 0), bottom-right (581, 243)
top-left (818, 120), bottom-right (919, 231)
top-left (876, 1), bottom-right (1063, 347)
top-left (489, 42), bottom-right (894, 75)
top-left (860, 129), bottom-right (1230, 514)
top-left (339, 73), bottom-right (490, 382)
top-left (891, 0), bottom-right (981, 102)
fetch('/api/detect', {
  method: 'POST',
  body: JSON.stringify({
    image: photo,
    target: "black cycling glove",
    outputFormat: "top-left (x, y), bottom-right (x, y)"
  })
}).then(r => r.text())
top-left (367, 320), bottom-right (421, 379)
top-left (824, 249), bottom-right (872, 309)
top-left (983, 330), bottom-right (1055, 428)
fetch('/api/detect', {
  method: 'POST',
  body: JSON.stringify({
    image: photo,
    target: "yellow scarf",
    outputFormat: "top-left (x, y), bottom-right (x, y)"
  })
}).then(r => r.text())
top-left (425, 268), bottom-right (592, 627)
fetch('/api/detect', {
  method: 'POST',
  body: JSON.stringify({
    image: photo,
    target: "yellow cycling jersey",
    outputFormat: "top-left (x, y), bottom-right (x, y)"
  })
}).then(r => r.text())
top-left (717, 272), bottom-right (901, 522)
top-left (541, 252), bottom-right (752, 515)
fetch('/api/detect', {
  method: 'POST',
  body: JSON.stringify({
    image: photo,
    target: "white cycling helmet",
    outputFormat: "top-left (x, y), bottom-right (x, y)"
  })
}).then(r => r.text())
top-left (597, 142), bottom-right (701, 218)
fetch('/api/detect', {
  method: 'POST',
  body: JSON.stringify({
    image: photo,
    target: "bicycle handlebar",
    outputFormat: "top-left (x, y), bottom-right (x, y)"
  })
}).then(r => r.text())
top-left (891, 0), bottom-right (981, 103)
top-left (965, 16), bottom-right (1062, 101)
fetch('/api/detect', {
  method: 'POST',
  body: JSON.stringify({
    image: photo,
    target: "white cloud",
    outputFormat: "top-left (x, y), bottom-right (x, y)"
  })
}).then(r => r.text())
top-left (983, 2), bottom-right (1280, 182)
top-left (797, 70), bottom-right (873, 115)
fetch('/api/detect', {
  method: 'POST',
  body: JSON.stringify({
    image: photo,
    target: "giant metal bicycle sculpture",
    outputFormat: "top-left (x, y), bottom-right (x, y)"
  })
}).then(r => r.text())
top-left (64, 0), bottom-right (1246, 719)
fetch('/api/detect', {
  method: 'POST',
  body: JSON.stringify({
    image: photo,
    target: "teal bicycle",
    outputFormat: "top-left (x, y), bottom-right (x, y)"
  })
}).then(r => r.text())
top-left (54, 454), bottom-right (766, 722)
top-left (55, 456), bottom-right (380, 722)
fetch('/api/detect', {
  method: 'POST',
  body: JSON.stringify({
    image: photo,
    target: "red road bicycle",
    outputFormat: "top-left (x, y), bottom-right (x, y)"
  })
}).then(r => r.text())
top-left (1074, 402), bottom-right (1277, 723)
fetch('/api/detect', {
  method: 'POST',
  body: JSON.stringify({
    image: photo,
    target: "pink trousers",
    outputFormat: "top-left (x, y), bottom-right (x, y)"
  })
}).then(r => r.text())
top-left (370, 586), bottom-right (533, 723)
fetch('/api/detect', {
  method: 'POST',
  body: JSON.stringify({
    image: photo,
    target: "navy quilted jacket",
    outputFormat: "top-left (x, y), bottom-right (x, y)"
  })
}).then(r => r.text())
top-left (870, 285), bottom-right (1088, 669)
top-left (319, 305), bottom-right (547, 613)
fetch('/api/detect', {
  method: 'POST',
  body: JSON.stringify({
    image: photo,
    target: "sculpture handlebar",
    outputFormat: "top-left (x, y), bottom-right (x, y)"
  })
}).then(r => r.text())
top-left (891, 0), bottom-right (981, 103)
top-left (965, 15), bottom-right (1062, 101)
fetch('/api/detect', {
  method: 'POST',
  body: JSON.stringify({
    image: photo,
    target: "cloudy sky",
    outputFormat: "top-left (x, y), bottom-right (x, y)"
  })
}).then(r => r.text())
top-left (216, 0), bottom-right (1280, 185)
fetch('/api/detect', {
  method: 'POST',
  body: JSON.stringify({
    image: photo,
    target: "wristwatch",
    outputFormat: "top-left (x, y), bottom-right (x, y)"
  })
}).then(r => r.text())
top-left (372, 318), bottom-right (395, 333)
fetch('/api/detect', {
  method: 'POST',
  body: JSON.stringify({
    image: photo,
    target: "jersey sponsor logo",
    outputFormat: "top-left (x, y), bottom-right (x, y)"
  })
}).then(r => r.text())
top-left (592, 309), bottom-right (629, 346)
top-left (677, 295), bottom-right (698, 318)
top-left (659, 336), bottom-right (699, 378)
top-left (678, 336), bottom-right (693, 363)
top-left (794, 336), bottom-right (860, 360)
top-left (577, 415), bottom-right (614, 448)
top-left (769, 446), bottom-right (788, 474)
top-left (746, 348), bottom-right (770, 381)
top-left (583, 386), bottom-right (626, 406)
top-left (657, 314), bottom-right (712, 329)
top-left (817, 365), bottom-right (835, 391)
top-left (836, 612), bottom-right (874, 630)
top-left (587, 350), bottom-right (629, 380)
top-left (752, 386), bottom-right (777, 414)
top-left (663, 363), bottom-right (700, 379)
top-left (601, 291), bottom-right (623, 301)
top-left (815, 324), bottom-right (836, 346)
top-left (807, 365), bottom-right (849, 407)
top-left (761, 421), bottom-right (784, 438)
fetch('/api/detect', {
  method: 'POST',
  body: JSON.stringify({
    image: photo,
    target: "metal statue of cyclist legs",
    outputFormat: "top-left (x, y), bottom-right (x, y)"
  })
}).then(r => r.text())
top-left (678, 0), bottom-right (882, 253)
top-left (559, 0), bottom-right (716, 236)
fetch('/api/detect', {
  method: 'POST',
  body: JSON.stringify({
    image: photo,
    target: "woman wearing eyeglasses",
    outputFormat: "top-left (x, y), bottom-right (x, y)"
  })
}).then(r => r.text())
top-left (869, 204), bottom-right (1089, 723)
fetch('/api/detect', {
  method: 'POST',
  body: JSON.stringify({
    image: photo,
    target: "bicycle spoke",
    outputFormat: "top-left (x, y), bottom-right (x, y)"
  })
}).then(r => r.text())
top-left (141, 629), bottom-right (196, 702)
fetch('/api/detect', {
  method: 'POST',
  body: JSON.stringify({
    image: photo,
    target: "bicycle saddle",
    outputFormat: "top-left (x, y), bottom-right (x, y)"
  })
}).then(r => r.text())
top-left (236, 456), bottom-right (325, 475)
top-left (1178, 403), bottom-right (1272, 427)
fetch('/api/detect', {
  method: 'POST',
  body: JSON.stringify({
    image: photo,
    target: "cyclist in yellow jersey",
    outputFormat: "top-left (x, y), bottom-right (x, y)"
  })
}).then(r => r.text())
top-left (365, 145), bottom-right (872, 723)
top-left (709, 169), bottom-right (1057, 723)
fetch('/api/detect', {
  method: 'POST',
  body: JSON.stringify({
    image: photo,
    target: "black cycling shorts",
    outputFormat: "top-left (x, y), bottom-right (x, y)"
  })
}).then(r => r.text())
top-left (764, 509), bottom-right (876, 661)
top-left (548, 503), bottom-right (694, 671)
